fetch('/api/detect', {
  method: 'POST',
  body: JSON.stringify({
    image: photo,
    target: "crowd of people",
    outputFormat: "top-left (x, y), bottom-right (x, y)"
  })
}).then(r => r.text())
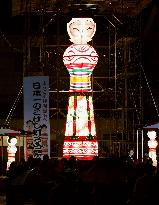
top-left (1, 153), bottom-right (159, 205)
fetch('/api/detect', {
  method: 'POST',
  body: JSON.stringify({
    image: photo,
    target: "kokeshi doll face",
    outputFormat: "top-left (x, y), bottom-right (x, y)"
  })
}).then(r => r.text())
top-left (67, 18), bottom-right (96, 44)
top-left (147, 130), bottom-right (157, 140)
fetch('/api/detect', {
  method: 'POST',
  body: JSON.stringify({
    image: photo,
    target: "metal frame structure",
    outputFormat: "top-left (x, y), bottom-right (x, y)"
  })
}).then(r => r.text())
top-left (13, 0), bottom-right (150, 158)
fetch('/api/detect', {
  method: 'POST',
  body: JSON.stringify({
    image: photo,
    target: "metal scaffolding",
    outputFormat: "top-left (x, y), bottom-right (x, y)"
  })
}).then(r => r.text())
top-left (22, 0), bottom-right (146, 158)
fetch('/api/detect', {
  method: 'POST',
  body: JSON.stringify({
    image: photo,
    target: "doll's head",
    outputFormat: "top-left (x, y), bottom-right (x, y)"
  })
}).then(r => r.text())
top-left (67, 18), bottom-right (96, 44)
top-left (147, 130), bottom-right (157, 140)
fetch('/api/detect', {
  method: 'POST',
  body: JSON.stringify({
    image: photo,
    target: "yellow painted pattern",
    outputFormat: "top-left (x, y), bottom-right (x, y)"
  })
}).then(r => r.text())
top-left (70, 75), bottom-right (90, 83)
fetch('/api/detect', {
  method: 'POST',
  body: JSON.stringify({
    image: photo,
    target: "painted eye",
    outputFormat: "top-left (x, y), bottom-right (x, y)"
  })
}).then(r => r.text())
top-left (87, 27), bottom-right (92, 30)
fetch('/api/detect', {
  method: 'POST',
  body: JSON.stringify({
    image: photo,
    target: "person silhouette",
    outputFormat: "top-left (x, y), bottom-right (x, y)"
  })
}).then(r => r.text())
top-left (126, 149), bottom-right (134, 165)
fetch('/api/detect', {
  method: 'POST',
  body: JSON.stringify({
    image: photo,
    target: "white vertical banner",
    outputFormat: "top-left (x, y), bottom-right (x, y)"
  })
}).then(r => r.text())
top-left (23, 76), bottom-right (50, 159)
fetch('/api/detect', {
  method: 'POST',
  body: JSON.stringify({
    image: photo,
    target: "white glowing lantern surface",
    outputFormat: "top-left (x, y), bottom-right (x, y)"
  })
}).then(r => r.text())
top-left (147, 130), bottom-right (158, 167)
top-left (65, 96), bottom-right (74, 136)
top-left (76, 96), bottom-right (89, 136)
top-left (67, 18), bottom-right (96, 44)
top-left (89, 96), bottom-right (96, 136)
top-left (147, 130), bottom-right (157, 140)
top-left (7, 137), bottom-right (17, 170)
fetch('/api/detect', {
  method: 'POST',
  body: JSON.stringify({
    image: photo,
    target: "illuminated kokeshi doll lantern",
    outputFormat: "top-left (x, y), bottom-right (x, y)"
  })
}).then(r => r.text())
top-left (7, 136), bottom-right (17, 170)
top-left (63, 18), bottom-right (98, 160)
top-left (147, 130), bottom-right (158, 167)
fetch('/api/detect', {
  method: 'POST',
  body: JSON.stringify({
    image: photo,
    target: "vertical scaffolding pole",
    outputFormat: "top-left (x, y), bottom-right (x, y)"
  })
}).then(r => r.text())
top-left (141, 129), bottom-right (144, 162)
top-left (124, 42), bottom-right (128, 141)
top-left (137, 129), bottom-right (139, 160)
top-left (114, 27), bottom-right (117, 110)
top-left (18, 135), bottom-right (20, 162)
top-left (1, 136), bottom-right (4, 175)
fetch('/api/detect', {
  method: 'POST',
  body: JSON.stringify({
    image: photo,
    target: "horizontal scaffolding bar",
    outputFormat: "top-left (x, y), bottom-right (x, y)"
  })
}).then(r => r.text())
top-left (49, 108), bottom-right (139, 111)
top-left (49, 90), bottom-right (104, 93)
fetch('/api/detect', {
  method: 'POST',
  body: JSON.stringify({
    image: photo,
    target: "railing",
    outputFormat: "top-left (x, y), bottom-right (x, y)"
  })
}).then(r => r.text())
top-left (98, 140), bottom-right (138, 158)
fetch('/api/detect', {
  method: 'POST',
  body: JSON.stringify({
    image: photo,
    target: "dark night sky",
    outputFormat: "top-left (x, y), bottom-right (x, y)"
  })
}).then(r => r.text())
top-left (143, 2), bottom-right (159, 76)
top-left (141, 1), bottom-right (159, 123)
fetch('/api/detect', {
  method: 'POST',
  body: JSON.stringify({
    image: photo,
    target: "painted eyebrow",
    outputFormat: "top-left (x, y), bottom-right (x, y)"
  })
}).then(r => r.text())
top-left (86, 20), bottom-right (94, 23)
